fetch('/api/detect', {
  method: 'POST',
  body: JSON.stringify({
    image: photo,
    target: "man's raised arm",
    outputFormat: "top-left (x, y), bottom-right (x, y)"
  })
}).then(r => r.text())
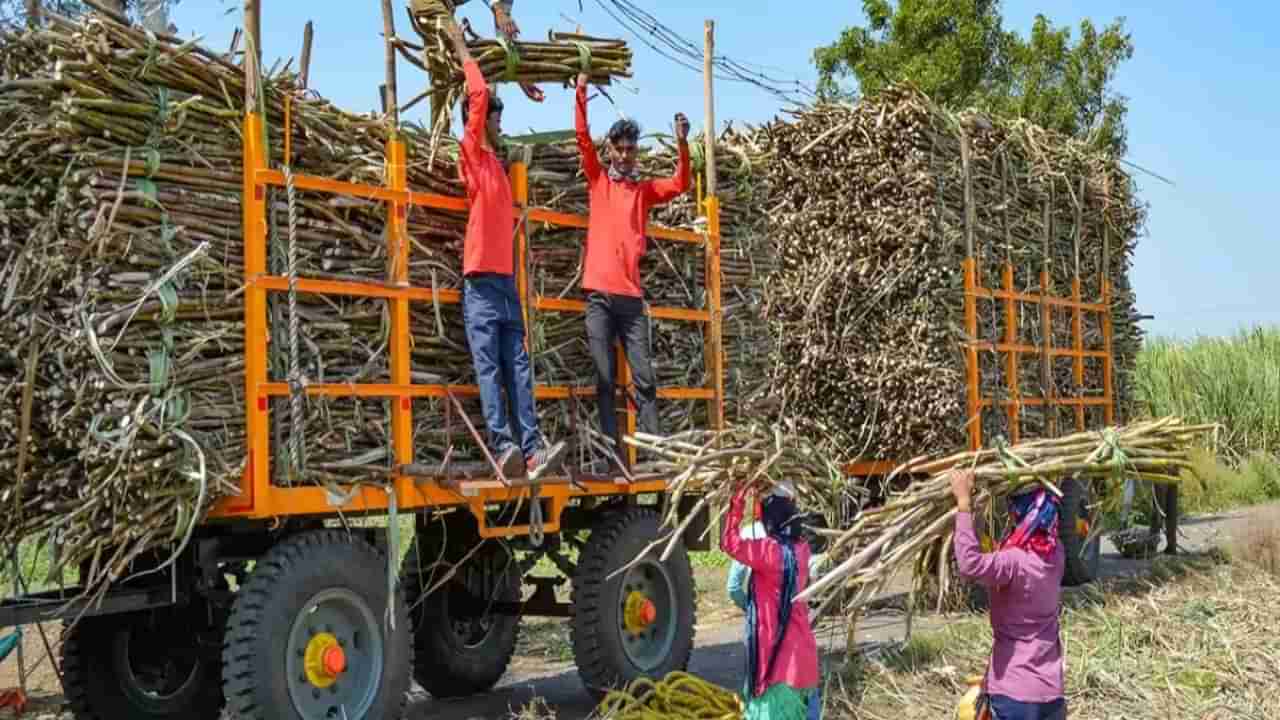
top-left (644, 112), bottom-right (691, 204)
top-left (574, 73), bottom-right (603, 183)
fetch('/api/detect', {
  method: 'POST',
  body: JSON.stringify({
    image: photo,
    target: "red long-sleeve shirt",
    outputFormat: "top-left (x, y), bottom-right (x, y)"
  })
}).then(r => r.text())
top-left (459, 60), bottom-right (514, 276)
top-left (720, 486), bottom-right (820, 696)
top-left (575, 83), bottom-right (690, 298)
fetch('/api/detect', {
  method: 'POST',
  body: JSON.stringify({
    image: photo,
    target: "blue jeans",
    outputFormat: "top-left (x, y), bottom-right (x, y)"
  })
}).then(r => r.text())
top-left (989, 695), bottom-right (1066, 720)
top-left (462, 274), bottom-right (542, 459)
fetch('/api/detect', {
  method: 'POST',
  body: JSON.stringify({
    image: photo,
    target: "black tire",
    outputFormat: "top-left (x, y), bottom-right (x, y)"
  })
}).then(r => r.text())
top-left (62, 606), bottom-right (224, 720)
top-left (1060, 476), bottom-right (1101, 586)
top-left (221, 530), bottom-right (412, 720)
top-left (401, 534), bottom-right (521, 698)
top-left (570, 508), bottom-right (696, 697)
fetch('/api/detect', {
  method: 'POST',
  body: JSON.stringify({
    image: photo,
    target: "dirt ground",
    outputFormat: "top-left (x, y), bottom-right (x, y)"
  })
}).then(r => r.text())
top-left (3, 502), bottom-right (1276, 720)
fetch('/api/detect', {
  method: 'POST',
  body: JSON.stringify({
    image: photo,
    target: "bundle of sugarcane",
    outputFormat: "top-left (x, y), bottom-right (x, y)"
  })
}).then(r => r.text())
top-left (606, 422), bottom-right (858, 577)
top-left (405, 0), bottom-right (632, 147)
top-left (406, 0), bottom-right (631, 85)
top-left (743, 88), bottom-right (1146, 464)
top-left (797, 417), bottom-right (1213, 624)
top-left (620, 417), bottom-right (1211, 644)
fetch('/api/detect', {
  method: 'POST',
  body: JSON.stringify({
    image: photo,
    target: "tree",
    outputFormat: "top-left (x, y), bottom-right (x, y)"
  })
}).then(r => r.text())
top-left (813, 0), bottom-right (1134, 155)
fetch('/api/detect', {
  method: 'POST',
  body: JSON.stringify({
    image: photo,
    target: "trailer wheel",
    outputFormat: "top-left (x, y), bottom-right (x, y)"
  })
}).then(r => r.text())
top-left (221, 530), bottom-right (411, 720)
top-left (570, 508), bottom-right (696, 696)
top-left (401, 537), bottom-right (521, 698)
top-left (1060, 476), bottom-right (1101, 586)
top-left (62, 606), bottom-right (223, 720)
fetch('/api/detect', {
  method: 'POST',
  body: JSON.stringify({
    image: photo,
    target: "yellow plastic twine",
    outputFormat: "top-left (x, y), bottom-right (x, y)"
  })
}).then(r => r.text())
top-left (594, 672), bottom-right (744, 720)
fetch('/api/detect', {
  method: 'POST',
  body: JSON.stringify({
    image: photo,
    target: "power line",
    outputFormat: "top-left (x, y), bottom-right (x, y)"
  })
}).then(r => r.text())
top-left (591, 0), bottom-right (815, 104)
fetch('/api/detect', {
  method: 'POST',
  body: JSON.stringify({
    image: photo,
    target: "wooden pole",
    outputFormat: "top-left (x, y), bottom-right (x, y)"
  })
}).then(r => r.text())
top-left (299, 21), bottom-right (314, 90)
top-left (703, 20), bottom-right (717, 198)
top-left (703, 20), bottom-right (725, 430)
top-left (381, 0), bottom-right (400, 129)
top-left (244, 0), bottom-right (261, 110)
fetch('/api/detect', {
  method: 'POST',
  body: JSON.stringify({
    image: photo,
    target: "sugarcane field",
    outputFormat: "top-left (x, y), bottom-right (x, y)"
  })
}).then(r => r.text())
top-left (1, 1), bottom-right (1278, 719)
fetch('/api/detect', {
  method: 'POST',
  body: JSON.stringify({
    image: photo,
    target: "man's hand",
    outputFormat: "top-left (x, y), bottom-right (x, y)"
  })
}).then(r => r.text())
top-left (949, 469), bottom-right (975, 513)
top-left (519, 81), bottom-right (545, 102)
top-left (673, 112), bottom-right (690, 143)
top-left (492, 3), bottom-right (518, 38)
top-left (577, 72), bottom-right (590, 90)
top-left (442, 18), bottom-right (470, 62)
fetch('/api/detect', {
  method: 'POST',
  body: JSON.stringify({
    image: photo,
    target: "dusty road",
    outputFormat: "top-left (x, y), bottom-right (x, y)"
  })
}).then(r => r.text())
top-left (6, 502), bottom-right (1276, 720)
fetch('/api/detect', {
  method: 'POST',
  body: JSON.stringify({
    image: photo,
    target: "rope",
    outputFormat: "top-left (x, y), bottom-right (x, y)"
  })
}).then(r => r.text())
top-left (283, 165), bottom-right (307, 481)
top-left (385, 486), bottom-right (399, 632)
top-left (595, 671), bottom-right (742, 720)
top-left (496, 35), bottom-right (520, 81)
top-left (573, 40), bottom-right (593, 74)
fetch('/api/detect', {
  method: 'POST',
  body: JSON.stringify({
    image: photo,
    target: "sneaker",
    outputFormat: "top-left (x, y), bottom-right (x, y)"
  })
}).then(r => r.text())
top-left (497, 445), bottom-right (525, 480)
top-left (526, 440), bottom-right (568, 482)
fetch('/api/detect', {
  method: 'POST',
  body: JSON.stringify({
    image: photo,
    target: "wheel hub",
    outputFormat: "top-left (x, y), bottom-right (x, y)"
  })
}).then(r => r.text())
top-left (303, 633), bottom-right (346, 688)
top-left (285, 589), bottom-right (384, 720)
top-left (623, 591), bottom-right (657, 633)
top-left (617, 559), bottom-right (677, 672)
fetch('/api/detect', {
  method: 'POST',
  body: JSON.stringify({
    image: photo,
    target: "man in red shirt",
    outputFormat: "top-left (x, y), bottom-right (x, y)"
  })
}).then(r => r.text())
top-left (574, 72), bottom-right (691, 466)
top-left (446, 20), bottom-right (565, 480)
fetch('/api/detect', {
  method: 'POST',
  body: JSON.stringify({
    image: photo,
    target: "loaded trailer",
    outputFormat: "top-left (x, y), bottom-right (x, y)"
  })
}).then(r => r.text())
top-left (0, 10), bottom-right (1168, 720)
top-left (0, 120), bottom-right (1120, 719)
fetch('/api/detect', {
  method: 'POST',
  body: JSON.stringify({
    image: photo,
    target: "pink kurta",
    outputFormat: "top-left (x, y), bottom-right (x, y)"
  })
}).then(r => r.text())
top-left (720, 488), bottom-right (820, 695)
top-left (954, 511), bottom-right (1066, 703)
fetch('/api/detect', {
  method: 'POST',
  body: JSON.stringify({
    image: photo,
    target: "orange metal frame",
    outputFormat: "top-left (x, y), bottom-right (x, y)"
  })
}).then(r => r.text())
top-left (209, 113), bottom-right (725, 532)
top-left (962, 258), bottom-right (1115, 451)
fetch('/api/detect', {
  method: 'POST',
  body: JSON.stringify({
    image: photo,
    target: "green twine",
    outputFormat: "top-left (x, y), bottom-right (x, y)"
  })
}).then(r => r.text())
top-left (496, 36), bottom-right (520, 81)
top-left (573, 41), bottom-right (593, 74)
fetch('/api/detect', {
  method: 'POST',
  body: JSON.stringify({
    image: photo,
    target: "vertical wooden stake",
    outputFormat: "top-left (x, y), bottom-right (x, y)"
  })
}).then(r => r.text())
top-left (381, 0), bottom-right (400, 129)
top-left (244, 0), bottom-right (261, 110)
top-left (1040, 188), bottom-right (1057, 438)
top-left (703, 21), bottom-right (717, 198)
top-left (300, 21), bottom-right (315, 90)
top-left (963, 258), bottom-right (981, 452)
top-left (703, 20), bottom-right (725, 430)
top-left (1003, 264), bottom-right (1019, 444)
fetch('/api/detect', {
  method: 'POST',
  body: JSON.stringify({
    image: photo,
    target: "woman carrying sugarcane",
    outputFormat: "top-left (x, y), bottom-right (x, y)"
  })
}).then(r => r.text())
top-left (721, 483), bottom-right (822, 719)
top-left (950, 469), bottom-right (1067, 720)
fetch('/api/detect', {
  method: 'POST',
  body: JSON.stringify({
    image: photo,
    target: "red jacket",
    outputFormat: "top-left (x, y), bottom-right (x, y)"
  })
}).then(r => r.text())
top-left (459, 60), bottom-right (514, 276)
top-left (575, 83), bottom-right (690, 297)
top-left (721, 487), bottom-right (820, 695)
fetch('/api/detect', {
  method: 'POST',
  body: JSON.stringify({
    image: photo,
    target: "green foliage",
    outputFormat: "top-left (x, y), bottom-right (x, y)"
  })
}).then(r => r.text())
top-left (1137, 327), bottom-right (1280, 461)
top-left (1179, 448), bottom-right (1280, 515)
top-left (813, 1), bottom-right (1134, 155)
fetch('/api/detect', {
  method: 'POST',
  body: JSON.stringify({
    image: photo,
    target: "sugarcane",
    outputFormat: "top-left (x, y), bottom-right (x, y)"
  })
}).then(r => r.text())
top-left (620, 417), bottom-right (1212, 640)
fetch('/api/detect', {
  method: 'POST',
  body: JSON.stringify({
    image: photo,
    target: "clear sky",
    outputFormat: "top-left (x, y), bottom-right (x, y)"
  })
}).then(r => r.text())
top-left (171, 1), bottom-right (1279, 340)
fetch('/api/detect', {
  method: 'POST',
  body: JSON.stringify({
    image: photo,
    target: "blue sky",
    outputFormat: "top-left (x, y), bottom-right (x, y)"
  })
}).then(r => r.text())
top-left (171, 2), bottom-right (1279, 339)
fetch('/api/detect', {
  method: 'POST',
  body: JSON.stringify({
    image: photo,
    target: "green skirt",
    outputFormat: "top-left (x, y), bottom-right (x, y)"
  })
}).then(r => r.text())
top-left (743, 683), bottom-right (818, 720)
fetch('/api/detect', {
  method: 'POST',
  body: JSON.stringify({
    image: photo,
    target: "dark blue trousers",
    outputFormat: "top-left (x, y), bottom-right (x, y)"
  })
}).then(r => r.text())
top-left (989, 695), bottom-right (1066, 720)
top-left (462, 274), bottom-right (542, 458)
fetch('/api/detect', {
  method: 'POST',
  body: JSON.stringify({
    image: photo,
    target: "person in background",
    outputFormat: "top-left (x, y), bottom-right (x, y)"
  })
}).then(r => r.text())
top-left (950, 469), bottom-right (1067, 720)
top-left (444, 18), bottom-right (566, 481)
top-left (573, 71), bottom-right (691, 469)
top-left (722, 483), bottom-right (822, 720)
